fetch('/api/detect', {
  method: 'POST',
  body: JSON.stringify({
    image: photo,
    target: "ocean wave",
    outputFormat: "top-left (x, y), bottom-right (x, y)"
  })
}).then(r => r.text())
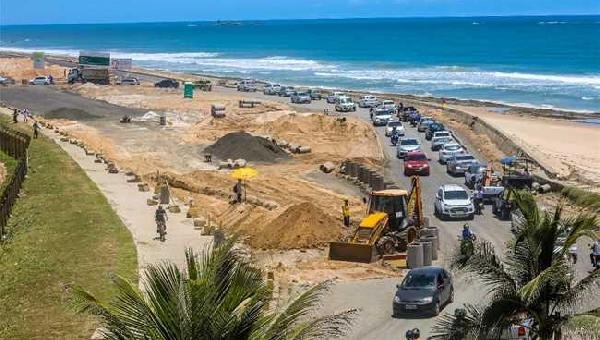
top-left (538, 21), bottom-right (568, 25)
top-left (581, 96), bottom-right (595, 100)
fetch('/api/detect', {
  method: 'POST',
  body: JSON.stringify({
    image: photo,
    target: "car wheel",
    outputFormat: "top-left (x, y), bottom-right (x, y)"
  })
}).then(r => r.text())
top-left (469, 214), bottom-right (475, 220)
top-left (432, 301), bottom-right (441, 316)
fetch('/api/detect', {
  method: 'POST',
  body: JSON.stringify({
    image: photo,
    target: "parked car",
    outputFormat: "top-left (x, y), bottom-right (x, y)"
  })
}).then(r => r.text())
top-left (464, 163), bottom-right (488, 188)
top-left (29, 76), bottom-right (51, 85)
top-left (237, 79), bottom-right (257, 92)
top-left (358, 95), bottom-right (381, 108)
top-left (279, 86), bottom-right (296, 97)
top-left (263, 83), bottom-right (281, 95)
top-left (396, 138), bottom-right (421, 158)
top-left (307, 88), bottom-right (322, 100)
top-left (335, 96), bottom-right (356, 112)
top-left (326, 91), bottom-right (347, 104)
top-left (372, 108), bottom-right (395, 126)
top-left (431, 136), bottom-right (455, 151)
top-left (446, 154), bottom-right (478, 176)
top-left (434, 184), bottom-right (475, 220)
top-left (425, 122), bottom-right (446, 140)
top-left (385, 120), bottom-right (405, 137)
top-left (438, 143), bottom-right (466, 164)
top-left (120, 77), bottom-right (140, 85)
top-left (392, 266), bottom-right (454, 317)
top-left (404, 151), bottom-right (430, 176)
top-left (0, 76), bottom-right (16, 85)
top-left (379, 99), bottom-right (396, 111)
top-left (154, 78), bottom-right (179, 88)
top-left (417, 118), bottom-right (434, 133)
top-left (291, 92), bottom-right (312, 104)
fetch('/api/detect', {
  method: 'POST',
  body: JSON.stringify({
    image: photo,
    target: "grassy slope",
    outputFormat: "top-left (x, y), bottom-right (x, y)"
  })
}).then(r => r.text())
top-left (0, 149), bottom-right (17, 190)
top-left (0, 118), bottom-right (137, 339)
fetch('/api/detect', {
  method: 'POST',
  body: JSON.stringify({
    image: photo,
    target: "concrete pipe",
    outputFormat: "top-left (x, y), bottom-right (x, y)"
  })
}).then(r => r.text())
top-left (421, 235), bottom-right (439, 260)
top-left (407, 242), bottom-right (424, 269)
top-left (421, 240), bottom-right (433, 266)
top-left (425, 227), bottom-right (440, 250)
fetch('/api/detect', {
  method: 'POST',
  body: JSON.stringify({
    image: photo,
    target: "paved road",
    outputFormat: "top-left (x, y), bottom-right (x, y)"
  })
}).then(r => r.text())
top-left (216, 87), bottom-right (514, 338)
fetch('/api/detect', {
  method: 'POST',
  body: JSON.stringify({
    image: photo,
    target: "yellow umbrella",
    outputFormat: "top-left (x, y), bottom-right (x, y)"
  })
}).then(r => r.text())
top-left (231, 167), bottom-right (258, 180)
top-left (230, 167), bottom-right (258, 203)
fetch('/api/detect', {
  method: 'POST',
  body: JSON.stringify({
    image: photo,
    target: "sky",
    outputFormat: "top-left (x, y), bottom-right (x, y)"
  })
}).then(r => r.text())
top-left (1, 0), bottom-right (599, 25)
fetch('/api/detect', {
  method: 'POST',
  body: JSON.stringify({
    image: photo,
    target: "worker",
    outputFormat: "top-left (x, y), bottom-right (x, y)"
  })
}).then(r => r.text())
top-left (32, 121), bottom-right (40, 139)
top-left (12, 108), bottom-right (18, 123)
top-left (342, 199), bottom-right (350, 227)
top-left (233, 179), bottom-right (244, 203)
top-left (154, 205), bottom-right (168, 241)
top-left (462, 223), bottom-right (474, 241)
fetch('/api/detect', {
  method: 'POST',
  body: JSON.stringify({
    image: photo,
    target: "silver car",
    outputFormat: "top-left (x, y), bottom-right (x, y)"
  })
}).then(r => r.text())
top-left (438, 143), bottom-right (465, 164)
top-left (29, 76), bottom-right (51, 85)
top-left (263, 84), bottom-right (281, 95)
top-left (431, 136), bottom-right (455, 151)
top-left (385, 120), bottom-right (405, 137)
top-left (417, 119), bottom-right (434, 132)
top-left (291, 92), bottom-right (311, 104)
top-left (446, 154), bottom-right (478, 176)
top-left (358, 95), bottom-right (381, 108)
top-left (335, 96), bottom-right (356, 112)
top-left (434, 184), bottom-right (475, 220)
top-left (396, 138), bottom-right (421, 158)
top-left (372, 108), bottom-right (395, 126)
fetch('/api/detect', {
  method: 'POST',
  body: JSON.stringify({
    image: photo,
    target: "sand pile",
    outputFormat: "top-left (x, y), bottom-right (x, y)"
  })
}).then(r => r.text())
top-left (204, 132), bottom-right (290, 163)
top-left (249, 202), bottom-right (342, 250)
top-left (0, 58), bottom-right (67, 81)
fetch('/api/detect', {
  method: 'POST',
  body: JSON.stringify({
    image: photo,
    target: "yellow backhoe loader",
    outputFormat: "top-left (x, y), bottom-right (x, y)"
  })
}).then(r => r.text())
top-left (328, 176), bottom-right (427, 263)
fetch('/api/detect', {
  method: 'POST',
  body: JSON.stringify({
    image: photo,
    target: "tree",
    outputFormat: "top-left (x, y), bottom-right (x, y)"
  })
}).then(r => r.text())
top-left (432, 190), bottom-right (600, 339)
top-left (74, 241), bottom-right (356, 339)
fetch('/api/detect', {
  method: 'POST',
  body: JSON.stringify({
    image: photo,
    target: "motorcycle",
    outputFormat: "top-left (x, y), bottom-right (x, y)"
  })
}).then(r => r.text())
top-left (474, 197), bottom-right (484, 215)
top-left (391, 134), bottom-right (399, 146)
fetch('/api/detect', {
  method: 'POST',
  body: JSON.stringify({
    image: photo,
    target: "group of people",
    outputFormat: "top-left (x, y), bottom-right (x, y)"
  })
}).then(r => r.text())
top-left (12, 108), bottom-right (41, 138)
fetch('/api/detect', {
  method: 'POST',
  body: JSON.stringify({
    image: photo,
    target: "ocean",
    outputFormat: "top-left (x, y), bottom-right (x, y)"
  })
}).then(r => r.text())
top-left (1, 16), bottom-right (599, 112)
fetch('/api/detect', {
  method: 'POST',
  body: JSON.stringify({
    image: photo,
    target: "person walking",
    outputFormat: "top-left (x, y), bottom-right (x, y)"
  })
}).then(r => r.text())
top-left (233, 179), bottom-right (244, 204)
top-left (342, 199), bottom-right (351, 227)
top-left (22, 108), bottom-right (28, 122)
top-left (32, 121), bottom-right (40, 139)
top-left (12, 108), bottom-right (18, 123)
top-left (154, 205), bottom-right (168, 242)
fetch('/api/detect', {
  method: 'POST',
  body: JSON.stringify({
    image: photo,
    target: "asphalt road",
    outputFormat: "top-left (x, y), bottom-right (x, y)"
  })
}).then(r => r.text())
top-left (218, 87), bottom-right (515, 338)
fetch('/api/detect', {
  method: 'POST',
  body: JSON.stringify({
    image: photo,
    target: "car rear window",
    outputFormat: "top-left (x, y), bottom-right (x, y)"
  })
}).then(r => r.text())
top-left (456, 155), bottom-right (475, 161)
top-left (388, 121), bottom-right (403, 127)
top-left (445, 144), bottom-right (462, 151)
top-left (444, 190), bottom-right (469, 200)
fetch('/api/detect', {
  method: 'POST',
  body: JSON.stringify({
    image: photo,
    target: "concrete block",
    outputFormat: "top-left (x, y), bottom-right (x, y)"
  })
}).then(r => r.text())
top-left (168, 205), bottom-right (181, 213)
top-left (147, 198), bottom-right (158, 206)
top-left (138, 183), bottom-right (150, 192)
top-left (297, 146), bottom-right (311, 154)
top-left (320, 161), bottom-right (336, 173)
top-left (233, 158), bottom-right (247, 168)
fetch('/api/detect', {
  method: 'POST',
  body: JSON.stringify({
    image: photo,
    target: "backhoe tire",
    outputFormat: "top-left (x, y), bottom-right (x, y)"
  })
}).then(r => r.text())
top-left (377, 236), bottom-right (396, 255)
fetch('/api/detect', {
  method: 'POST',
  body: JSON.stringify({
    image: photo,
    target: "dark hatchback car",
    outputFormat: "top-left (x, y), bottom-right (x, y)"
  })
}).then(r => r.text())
top-left (393, 267), bottom-right (454, 317)
top-left (425, 122), bottom-right (446, 140)
top-left (154, 79), bottom-right (179, 88)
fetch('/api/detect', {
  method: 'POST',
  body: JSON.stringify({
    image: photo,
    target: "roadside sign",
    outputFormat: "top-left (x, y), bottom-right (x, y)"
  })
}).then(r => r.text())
top-left (32, 52), bottom-right (45, 69)
top-left (111, 58), bottom-right (132, 70)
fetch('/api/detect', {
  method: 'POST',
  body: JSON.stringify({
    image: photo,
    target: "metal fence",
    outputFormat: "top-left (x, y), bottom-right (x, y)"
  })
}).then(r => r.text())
top-left (0, 126), bottom-right (31, 240)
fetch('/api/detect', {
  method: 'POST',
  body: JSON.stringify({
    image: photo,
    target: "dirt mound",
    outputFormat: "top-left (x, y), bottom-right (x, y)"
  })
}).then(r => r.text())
top-left (204, 132), bottom-right (290, 163)
top-left (45, 107), bottom-right (101, 120)
top-left (249, 202), bottom-right (343, 250)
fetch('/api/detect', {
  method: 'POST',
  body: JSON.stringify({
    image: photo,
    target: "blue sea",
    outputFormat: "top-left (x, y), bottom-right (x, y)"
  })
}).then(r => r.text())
top-left (1, 16), bottom-right (599, 112)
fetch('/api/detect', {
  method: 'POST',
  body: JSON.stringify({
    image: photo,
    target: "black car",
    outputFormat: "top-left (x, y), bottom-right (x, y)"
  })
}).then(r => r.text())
top-left (154, 79), bottom-right (179, 88)
top-left (425, 122), bottom-right (445, 140)
top-left (393, 266), bottom-right (454, 317)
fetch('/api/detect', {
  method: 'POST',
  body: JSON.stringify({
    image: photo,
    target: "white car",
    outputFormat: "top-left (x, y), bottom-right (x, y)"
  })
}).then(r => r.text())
top-left (327, 91), bottom-right (347, 104)
top-left (434, 184), bottom-right (475, 220)
top-left (431, 135), bottom-right (455, 151)
top-left (263, 83), bottom-right (281, 95)
top-left (438, 143), bottom-right (466, 164)
top-left (372, 108), bottom-right (395, 126)
top-left (120, 77), bottom-right (140, 85)
top-left (385, 120), bottom-right (405, 136)
top-left (29, 76), bottom-right (51, 85)
top-left (358, 95), bottom-right (381, 108)
top-left (335, 96), bottom-right (356, 112)
top-left (432, 131), bottom-right (452, 139)
top-left (396, 138), bottom-right (421, 158)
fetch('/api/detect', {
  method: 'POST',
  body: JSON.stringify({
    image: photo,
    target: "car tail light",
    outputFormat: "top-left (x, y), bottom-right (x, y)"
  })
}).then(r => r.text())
top-left (517, 326), bottom-right (526, 336)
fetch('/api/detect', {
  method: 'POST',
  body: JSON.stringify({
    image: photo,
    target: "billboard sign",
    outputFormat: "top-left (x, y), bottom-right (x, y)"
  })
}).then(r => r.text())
top-left (32, 52), bottom-right (45, 69)
top-left (111, 58), bottom-right (132, 70)
top-left (79, 51), bottom-right (110, 68)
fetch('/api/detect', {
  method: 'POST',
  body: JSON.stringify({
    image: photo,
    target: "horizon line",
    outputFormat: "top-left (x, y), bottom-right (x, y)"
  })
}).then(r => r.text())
top-left (1, 13), bottom-right (599, 27)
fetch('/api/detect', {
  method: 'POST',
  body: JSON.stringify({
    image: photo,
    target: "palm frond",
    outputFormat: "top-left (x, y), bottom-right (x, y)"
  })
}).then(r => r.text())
top-left (431, 304), bottom-right (482, 339)
top-left (457, 240), bottom-right (517, 292)
top-left (283, 309), bottom-right (358, 340)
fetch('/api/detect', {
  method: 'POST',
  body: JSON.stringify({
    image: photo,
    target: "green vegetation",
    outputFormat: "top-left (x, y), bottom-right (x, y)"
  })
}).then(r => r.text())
top-left (0, 119), bottom-right (137, 339)
top-left (433, 190), bottom-right (599, 339)
top-left (76, 241), bottom-right (356, 339)
top-left (0, 149), bottom-right (18, 191)
top-left (561, 186), bottom-right (600, 213)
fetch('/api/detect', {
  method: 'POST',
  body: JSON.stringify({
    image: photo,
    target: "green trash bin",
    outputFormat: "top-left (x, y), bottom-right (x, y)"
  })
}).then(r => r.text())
top-left (184, 82), bottom-right (194, 98)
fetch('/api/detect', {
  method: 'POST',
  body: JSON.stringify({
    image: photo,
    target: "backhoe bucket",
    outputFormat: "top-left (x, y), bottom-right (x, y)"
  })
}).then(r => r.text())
top-left (328, 242), bottom-right (378, 263)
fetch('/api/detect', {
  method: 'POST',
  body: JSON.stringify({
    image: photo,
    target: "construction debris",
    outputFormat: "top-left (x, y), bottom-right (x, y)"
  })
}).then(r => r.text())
top-left (204, 132), bottom-right (290, 163)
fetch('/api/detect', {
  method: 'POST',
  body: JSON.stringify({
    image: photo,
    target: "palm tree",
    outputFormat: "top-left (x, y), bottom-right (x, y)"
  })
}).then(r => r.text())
top-left (432, 190), bottom-right (600, 339)
top-left (74, 241), bottom-right (356, 339)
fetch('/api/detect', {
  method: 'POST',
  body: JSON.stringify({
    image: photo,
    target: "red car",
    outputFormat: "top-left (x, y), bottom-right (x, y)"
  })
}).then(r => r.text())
top-left (404, 151), bottom-right (430, 176)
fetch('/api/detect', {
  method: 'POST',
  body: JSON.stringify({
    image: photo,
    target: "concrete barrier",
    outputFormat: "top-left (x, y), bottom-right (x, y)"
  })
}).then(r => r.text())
top-left (421, 240), bottom-right (433, 266)
top-left (421, 235), bottom-right (439, 260)
top-left (407, 242), bottom-right (424, 269)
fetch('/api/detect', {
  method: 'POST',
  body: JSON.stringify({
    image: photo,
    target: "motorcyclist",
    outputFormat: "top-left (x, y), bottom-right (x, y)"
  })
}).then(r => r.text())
top-left (405, 328), bottom-right (420, 339)
top-left (473, 187), bottom-right (484, 214)
top-left (462, 223), bottom-right (474, 241)
top-left (390, 127), bottom-right (400, 145)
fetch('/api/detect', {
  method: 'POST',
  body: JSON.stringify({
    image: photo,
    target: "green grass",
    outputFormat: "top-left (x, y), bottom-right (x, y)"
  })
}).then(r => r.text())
top-left (566, 315), bottom-right (600, 338)
top-left (0, 118), bottom-right (137, 339)
top-left (561, 186), bottom-right (600, 213)
top-left (0, 149), bottom-right (18, 191)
